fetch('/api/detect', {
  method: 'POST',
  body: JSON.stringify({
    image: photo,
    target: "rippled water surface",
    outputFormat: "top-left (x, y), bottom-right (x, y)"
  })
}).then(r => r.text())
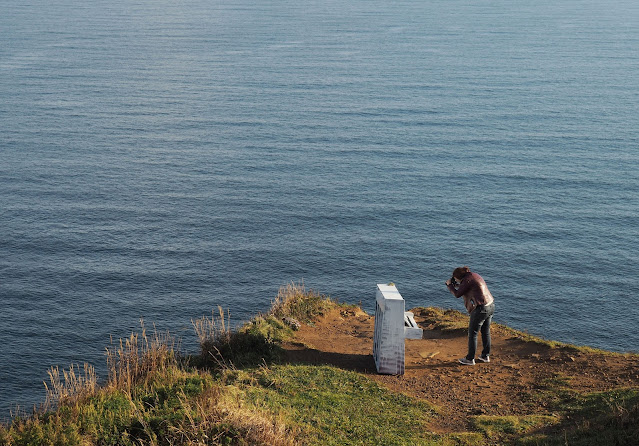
top-left (1, 0), bottom-right (638, 418)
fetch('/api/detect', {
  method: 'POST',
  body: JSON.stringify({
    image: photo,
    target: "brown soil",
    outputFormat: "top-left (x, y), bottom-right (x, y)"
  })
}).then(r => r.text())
top-left (281, 307), bottom-right (639, 433)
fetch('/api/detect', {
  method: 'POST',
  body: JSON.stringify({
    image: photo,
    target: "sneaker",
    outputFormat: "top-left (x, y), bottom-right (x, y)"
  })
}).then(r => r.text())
top-left (458, 357), bottom-right (475, 366)
top-left (477, 355), bottom-right (490, 363)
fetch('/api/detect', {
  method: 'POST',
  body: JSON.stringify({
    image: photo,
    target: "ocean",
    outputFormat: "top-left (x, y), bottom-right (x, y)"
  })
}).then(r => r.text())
top-left (1, 0), bottom-right (638, 419)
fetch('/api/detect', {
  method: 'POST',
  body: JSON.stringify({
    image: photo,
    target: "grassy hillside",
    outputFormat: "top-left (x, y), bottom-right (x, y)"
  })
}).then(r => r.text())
top-left (1, 283), bottom-right (637, 445)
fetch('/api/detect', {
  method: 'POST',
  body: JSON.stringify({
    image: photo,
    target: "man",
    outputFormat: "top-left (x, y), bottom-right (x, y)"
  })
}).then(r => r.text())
top-left (445, 266), bottom-right (495, 365)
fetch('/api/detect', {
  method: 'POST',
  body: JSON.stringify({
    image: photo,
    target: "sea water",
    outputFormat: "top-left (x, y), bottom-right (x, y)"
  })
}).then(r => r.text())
top-left (1, 0), bottom-right (638, 418)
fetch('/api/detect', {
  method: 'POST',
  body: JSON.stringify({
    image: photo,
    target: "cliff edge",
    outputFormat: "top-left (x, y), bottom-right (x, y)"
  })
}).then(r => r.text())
top-left (283, 306), bottom-right (639, 438)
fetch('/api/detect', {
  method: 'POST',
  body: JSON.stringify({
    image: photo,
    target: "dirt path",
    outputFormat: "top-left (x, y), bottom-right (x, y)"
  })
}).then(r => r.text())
top-left (282, 307), bottom-right (639, 433)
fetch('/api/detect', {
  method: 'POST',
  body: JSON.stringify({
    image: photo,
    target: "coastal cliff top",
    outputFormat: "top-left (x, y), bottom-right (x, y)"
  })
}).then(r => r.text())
top-left (4, 286), bottom-right (637, 445)
top-left (282, 306), bottom-right (639, 434)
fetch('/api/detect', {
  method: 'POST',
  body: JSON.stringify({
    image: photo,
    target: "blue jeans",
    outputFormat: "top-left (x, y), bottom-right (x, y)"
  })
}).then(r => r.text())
top-left (466, 303), bottom-right (495, 360)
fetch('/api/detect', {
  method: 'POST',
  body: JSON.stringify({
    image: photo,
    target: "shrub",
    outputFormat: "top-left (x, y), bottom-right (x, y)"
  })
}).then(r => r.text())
top-left (269, 281), bottom-right (336, 322)
top-left (44, 362), bottom-right (98, 410)
top-left (193, 308), bottom-right (286, 370)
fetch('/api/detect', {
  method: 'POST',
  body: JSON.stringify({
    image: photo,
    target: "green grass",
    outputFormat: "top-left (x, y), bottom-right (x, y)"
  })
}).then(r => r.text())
top-left (228, 364), bottom-right (440, 446)
top-left (516, 388), bottom-right (639, 446)
top-left (472, 414), bottom-right (560, 443)
top-left (462, 386), bottom-right (639, 446)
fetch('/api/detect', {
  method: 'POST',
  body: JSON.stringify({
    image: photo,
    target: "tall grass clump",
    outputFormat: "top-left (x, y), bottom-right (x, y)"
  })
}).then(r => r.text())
top-left (192, 306), bottom-right (232, 359)
top-left (193, 307), bottom-right (285, 369)
top-left (105, 320), bottom-right (178, 393)
top-left (44, 362), bottom-right (98, 410)
top-left (269, 281), bottom-right (337, 322)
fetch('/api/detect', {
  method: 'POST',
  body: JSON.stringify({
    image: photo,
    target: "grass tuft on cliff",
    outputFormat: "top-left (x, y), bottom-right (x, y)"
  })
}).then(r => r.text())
top-left (269, 281), bottom-right (347, 323)
top-left (192, 306), bottom-right (289, 370)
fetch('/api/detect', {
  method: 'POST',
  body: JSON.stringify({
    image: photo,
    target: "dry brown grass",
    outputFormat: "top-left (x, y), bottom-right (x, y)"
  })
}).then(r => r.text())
top-left (192, 306), bottom-right (231, 360)
top-left (269, 281), bottom-right (337, 322)
top-left (193, 306), bottom-right (285, 369)
top-left (43, 362), bottom-right (98, 410)
top-left (170, 387), bottom-right (297, 446)
top-left (20, 320), bottom-right (181, 425)
top-left (105, 320), bottom-right (178, 393)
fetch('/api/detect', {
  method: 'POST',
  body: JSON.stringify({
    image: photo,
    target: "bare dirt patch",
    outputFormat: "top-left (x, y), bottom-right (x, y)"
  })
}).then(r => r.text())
top-left (282, 307), bottom-right (639, 433)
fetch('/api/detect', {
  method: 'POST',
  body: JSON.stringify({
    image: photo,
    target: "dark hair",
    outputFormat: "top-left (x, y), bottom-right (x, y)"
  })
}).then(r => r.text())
top-left (452, 266), bottom-right (471, 280)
